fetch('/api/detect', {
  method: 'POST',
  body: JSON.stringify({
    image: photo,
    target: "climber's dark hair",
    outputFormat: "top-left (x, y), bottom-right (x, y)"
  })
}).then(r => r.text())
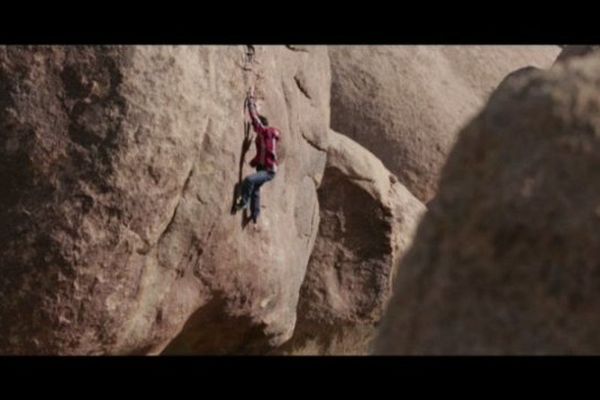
top-left (259, 115), bottom-right (269, 126)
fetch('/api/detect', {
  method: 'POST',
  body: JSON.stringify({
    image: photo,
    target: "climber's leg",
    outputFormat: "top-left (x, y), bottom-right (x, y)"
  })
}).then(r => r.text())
top-left (249, 170), bottom-right (275, 222)
top-left (250, 185), bottom-right (261, 222)
top-left (237, 170), bottom-right (274, 212)
top-left (236, 177), bottom-right (253, 211)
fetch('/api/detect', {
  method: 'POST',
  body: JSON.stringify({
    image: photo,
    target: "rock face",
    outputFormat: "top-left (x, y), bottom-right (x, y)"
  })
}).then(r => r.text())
top-left (329, 45), bottom-right (560, 203)
top-left (276, 130), bottom-right (425, 355)
top-left (3, 45), bottom-right (577, 356)
top-left (374, 53), bottom-right (600, 355)
top-left (0, 45), bottom-right (331, 354)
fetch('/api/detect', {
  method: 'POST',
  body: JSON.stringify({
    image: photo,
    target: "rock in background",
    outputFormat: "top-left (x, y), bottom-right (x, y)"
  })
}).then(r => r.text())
top-left (276, 130), bottom-right (425, 355)
top-left (375, 52), bottom-right (600, 355)
top-left (554, 45), bottom-right (600, 64)
top-left (329, 45), bottom-right (560, 203)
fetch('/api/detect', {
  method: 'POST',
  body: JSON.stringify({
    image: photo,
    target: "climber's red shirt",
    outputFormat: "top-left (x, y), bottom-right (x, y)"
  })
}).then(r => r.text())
top-left (248, 98), bottom-right (280, 172)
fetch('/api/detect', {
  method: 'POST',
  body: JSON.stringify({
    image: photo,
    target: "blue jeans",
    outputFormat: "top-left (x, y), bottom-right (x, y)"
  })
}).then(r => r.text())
top-left (241, 169), bottom-right (275, 220)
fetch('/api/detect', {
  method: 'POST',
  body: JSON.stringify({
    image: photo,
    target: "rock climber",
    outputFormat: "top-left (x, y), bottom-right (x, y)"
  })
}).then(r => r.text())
top-left (235, 90), bottom-right (280, 224)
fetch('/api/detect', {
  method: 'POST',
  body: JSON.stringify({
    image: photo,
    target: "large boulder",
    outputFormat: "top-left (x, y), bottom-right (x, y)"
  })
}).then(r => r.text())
top-left (374, 53), bottom-right (600, 355)
top-left (276, 130), bottom-right (425, 355)
top-left (329, 45), bottom-right (560, 203)
top-left (0, 45), bottom-right (331, 355)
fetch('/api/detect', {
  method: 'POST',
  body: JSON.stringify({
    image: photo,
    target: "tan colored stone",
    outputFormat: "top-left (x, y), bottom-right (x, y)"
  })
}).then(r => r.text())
top-left (329, 45), bottom-right (560, 202)
top-left (277, 130), bottom-right (425, 355)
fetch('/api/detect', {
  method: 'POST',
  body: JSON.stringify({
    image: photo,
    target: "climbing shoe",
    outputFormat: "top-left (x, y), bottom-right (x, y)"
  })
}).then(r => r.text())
top-left (235, 200), bottom-right (249, 212)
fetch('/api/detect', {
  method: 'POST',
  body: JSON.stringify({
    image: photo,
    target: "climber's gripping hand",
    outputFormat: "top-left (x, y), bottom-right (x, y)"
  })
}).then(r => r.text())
top-left (246, 86), bottom-right (257, 104)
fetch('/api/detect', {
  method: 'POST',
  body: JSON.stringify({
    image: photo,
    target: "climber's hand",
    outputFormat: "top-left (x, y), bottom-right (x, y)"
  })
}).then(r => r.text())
top-left (249, 85), bottom-right (256, 96)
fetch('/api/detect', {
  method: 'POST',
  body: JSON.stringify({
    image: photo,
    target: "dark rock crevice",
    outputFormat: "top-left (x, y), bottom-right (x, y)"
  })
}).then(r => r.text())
top-left (286, 45), bottom-right (310, 53)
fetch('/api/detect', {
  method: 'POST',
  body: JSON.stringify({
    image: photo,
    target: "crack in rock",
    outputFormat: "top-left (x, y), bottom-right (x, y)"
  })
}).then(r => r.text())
top-left (157, 163), bottom-right (195, 245)
top-left (294, 75), bottom-right (312, 100)
top-left (285, 45), bottom-right (310, 53)
top-left (301, 132), bottom-right (327, 153)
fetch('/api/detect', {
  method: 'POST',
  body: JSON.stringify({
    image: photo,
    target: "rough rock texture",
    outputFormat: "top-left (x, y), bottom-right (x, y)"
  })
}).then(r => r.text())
top-left (329, 45), bottom-right (560, 203)
top-left (276, 130), bottom-right (425, 355)
top-left (554, 45), bottom-right (600, 64)
top-left (0, 45), bottom-right (330, 355)
top-left (375, 53), bottom-right (600, 355)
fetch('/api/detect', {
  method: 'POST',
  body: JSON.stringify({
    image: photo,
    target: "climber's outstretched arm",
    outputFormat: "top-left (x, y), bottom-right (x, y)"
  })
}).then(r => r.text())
top-left (247, 95), bottom-right (267, 134)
